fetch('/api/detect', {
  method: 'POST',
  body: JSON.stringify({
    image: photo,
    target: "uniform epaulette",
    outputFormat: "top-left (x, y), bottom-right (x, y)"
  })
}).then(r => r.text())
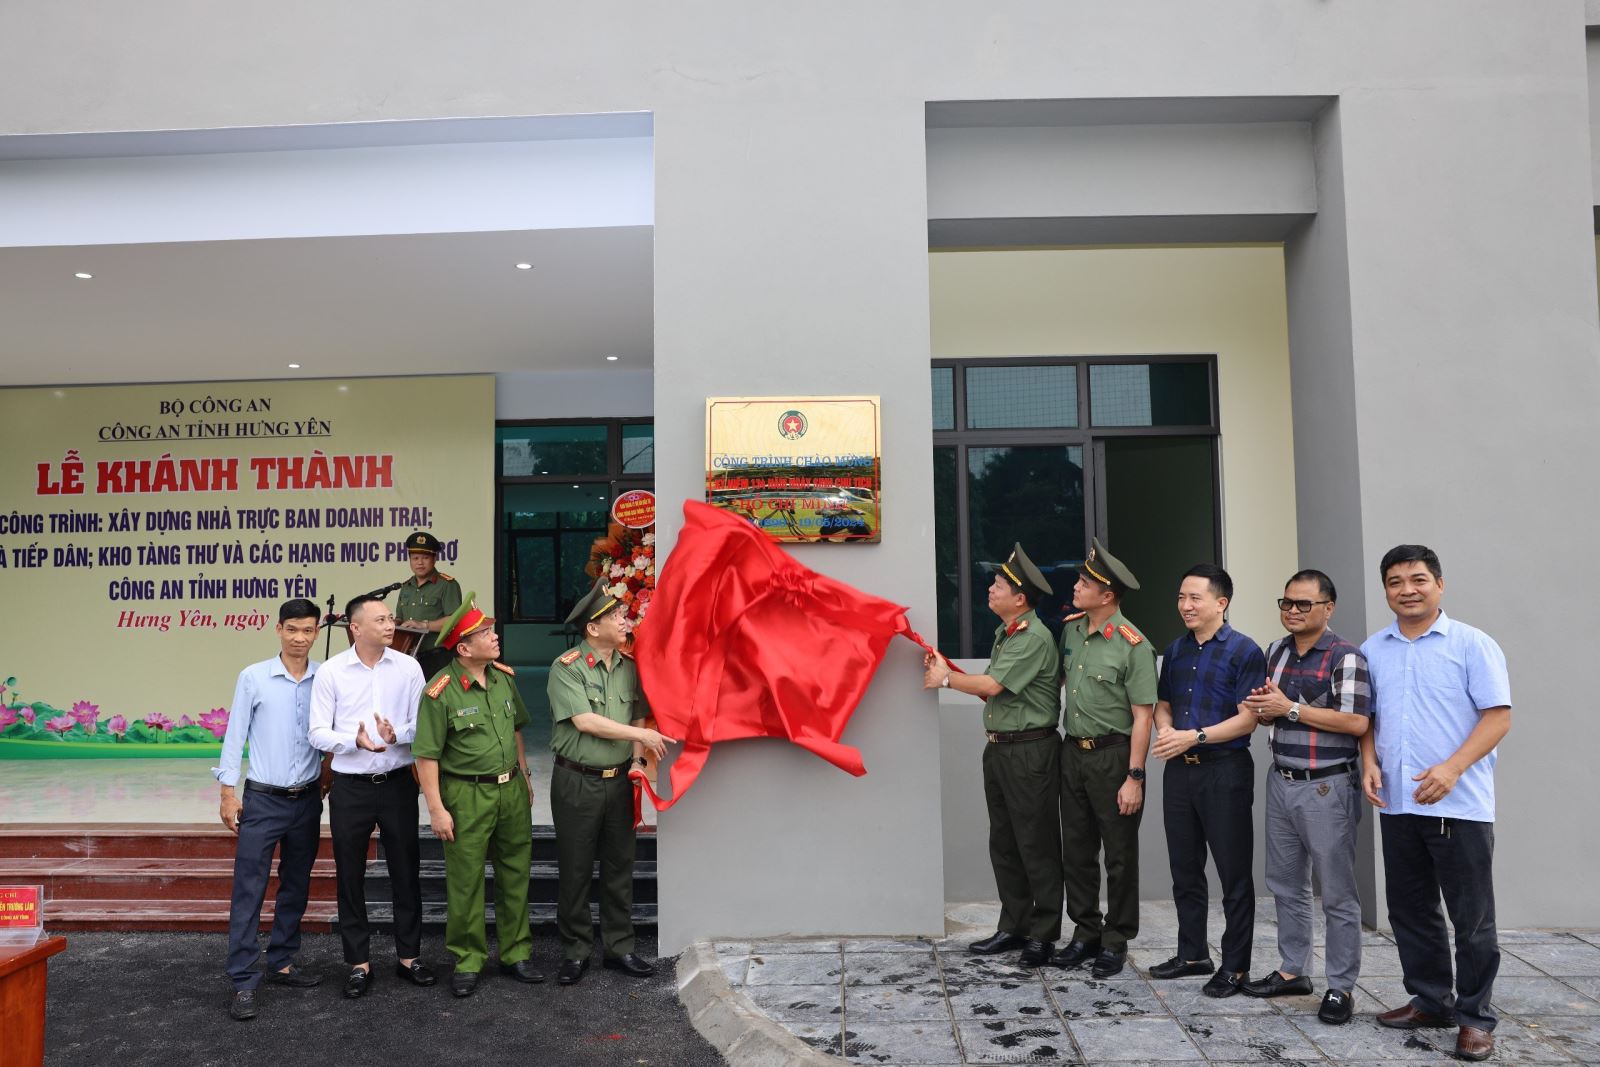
top-left (1117, 624), bottom-right (1144, 646)
top-left (492, 661), bottom-right (515, 675)
top-left (438, 571), bottom-right (455, 582)
top-left (425, 674), bottom-right (451, 699)
top-left (558, 647), bottom-right (583, 666)
top-left (616, 647), bottom-right (635, 660)
top-left (1063, 611), bottom-right (1086, 621)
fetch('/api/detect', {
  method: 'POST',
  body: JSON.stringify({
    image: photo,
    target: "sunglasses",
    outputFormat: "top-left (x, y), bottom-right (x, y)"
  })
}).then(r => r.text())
top-left (1277, 598), bottom-right (1331, 613)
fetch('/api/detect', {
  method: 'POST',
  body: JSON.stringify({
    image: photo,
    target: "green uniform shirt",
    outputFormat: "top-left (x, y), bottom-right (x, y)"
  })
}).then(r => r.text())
top-left (1059, 609), bottom-right (1158, 737)
top-left (547, 642), bottom-right (649, 768)
top-left (412, 658), bottom-right (529, 775)
top-left (982, 610), bottom-right (1061, 733)
top-left (395, 571), bottom-right (462, 653)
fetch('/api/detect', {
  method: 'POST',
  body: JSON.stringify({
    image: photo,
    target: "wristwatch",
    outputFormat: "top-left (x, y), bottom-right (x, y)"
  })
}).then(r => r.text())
top-left (1286, 703), bottom-right (1301, 723)
top-left (1194, 728), bottom-right (1208, 745)
top-left (1126, 767), bottom-right (1146, 782)
top-left (633, 756), bottom-right (648, 768)
top-left (940, 675), bottom-right (951, 688)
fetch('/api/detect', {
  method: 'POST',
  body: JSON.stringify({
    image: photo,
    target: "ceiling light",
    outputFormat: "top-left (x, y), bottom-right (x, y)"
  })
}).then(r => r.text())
top-left (337, 385), bottom-right (349, 392)
top-left (605, 355), bottom-right (619, 362)
top-left (515, 262), bottom-right (533, 270)
top-left (287, 363), bottom-right (301, 369)
top-left (571, 484), bottom-right (580, 489)
top-left (74, 272), bottom-right (92, 280)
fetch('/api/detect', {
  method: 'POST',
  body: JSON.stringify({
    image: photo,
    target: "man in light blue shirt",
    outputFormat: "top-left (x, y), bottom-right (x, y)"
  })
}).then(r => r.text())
top-left (1359, 545), bottom-right (1511, 1063)
top-left (213, 598), bottom-right (326, 1021)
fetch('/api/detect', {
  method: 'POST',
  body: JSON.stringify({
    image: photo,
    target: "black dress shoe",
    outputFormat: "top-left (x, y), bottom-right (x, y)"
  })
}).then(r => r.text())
top-left (1147, 955), bottom-right (1215, 980)
top-left (1049, 939), bottom-right (1100, 969)
top-left (557, 957), bottom-right (590, 985)
top-left (265, 964), bottom-right (321, 988)
top-left (967, 931), bottom-right (1026, 955)
top-left (1202, 970), bottom-right (1245, 998)
top-left (229, 989), bottom-right (258, 1021)
top-left (394, 960), bottom-right (436, 987)
top-left (1318, 988), bottom-right (1354, 1025)
top-left (602, 952), bottom-right (655, 977)
top-left (1241, 971), bottom-right (1313, 998)
top-left (1090, 947), bottom-right (1127, 979)
top-left (499, 959), bottom-right (546, 984)
top-left (450, 970), bottom-right (479, 998)
top-left (344, 967), bottom-right (371, 999)
top-left (1017, 939), bottom-right (1053, 968)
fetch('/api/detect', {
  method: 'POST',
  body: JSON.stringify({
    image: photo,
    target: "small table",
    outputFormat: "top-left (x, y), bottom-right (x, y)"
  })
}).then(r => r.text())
top-left (0, 937), bottom-right (65, 1067)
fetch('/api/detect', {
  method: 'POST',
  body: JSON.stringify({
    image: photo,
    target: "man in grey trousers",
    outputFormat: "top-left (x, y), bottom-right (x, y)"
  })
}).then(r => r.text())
top-left (1240, 569), bottom-right (1373, 1025)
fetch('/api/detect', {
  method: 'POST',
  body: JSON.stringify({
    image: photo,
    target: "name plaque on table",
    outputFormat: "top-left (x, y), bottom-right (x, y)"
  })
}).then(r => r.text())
top-left (0, 885), bottom-right (43, 946)
top-left (705, 396), bottom-right (882, 543)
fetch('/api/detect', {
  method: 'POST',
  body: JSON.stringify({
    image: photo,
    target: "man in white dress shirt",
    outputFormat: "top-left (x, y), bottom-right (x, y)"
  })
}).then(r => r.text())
top-left (309, 593), bottom-right (434, 998)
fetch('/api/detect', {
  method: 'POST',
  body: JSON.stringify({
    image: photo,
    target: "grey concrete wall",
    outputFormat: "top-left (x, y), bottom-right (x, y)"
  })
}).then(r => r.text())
top-left (2, 0), bottom-right (1597, 934)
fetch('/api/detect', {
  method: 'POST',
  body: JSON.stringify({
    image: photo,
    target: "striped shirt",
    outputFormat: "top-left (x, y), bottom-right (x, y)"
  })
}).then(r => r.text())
top-left (1263, 629), bottom-right (1372, 770)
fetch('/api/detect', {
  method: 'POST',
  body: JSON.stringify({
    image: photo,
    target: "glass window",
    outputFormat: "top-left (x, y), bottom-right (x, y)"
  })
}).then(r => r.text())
top-left (622, 423), bottom-right (654, 474)
top-left (965, 445), bottom-right (1084, 646)
top-left (1089, 362), bottom-right (1210, 427)
top-left (933, 446), bottom-right (960, 659)
top-left (496, 424), bottom-right (608, 477)
top-left (500, 483), bottom-right (609, 620)
top-left (966, 365), bottom-right (1077, 429)
top-left (931, 367), bottom-right (955, 431)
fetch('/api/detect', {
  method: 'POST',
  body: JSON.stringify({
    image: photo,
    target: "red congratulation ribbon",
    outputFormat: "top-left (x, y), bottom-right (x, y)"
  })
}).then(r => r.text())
top-left (630, 500), bottom-right (947, 814)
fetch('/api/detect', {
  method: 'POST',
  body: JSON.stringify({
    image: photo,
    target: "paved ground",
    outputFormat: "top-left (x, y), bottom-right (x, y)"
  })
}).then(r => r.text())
top-left (714, 900), bottom-right (1600, 1065)
top-left (44, 931), bottom-right (721, 1067)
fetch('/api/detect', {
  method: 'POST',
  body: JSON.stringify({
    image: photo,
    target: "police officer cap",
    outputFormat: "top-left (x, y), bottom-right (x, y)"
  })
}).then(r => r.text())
top-left (989, 543), bottom-right (1053, 599)
top-left (405, 531), bottom-right (442, 555)
top-left (1080, 536), bottom-right (1139, 593)
top-left (564, 580), bottom-right (622, 628)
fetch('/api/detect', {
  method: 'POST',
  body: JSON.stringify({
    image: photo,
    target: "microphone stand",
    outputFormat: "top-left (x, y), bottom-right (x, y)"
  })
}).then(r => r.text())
top-left (323, 593), bottom-right (338, 660)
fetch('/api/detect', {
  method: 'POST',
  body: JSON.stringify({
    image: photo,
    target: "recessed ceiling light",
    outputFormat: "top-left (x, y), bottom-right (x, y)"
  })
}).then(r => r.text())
top-left (337, 385), bottom-right (349, 392)
top-left (515, 262), bottom-right (533, 270)
top-left (605, 355), bottom-right (619, 362)
top-left (74, 272), bottom-right (92, 280)
top-left (287, 363), bottom-right (301, 369)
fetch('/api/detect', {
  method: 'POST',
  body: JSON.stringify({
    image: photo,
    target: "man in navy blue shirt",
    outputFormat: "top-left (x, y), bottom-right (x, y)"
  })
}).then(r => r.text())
top-left (214, 598), bottom-right (326, 1021)
top-left (1150, 564), bottom-right (1265, 998)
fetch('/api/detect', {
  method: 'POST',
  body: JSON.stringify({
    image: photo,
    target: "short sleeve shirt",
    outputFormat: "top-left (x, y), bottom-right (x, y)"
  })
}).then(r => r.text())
top-left (547, 643), bottom-right (649, 768)
top-left (1157, 623), bottom-right (1266, 751)
top-left (1263, 630), bottom-right (1372, 770)
top-left (412, 659), bottom-right (529, 776)
top-left (1059, 610), bottom-right (1158, 737)
top-left (982, 610), bottom-right (1061, 734)
top-left (1361, 611), bottom-right (1511, 821)
top-left (396, 572), bottom-right (462, 653)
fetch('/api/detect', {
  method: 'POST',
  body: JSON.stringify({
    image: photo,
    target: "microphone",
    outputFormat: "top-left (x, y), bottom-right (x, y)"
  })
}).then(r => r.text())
top-left (364, 580), bottom-right (406, 598)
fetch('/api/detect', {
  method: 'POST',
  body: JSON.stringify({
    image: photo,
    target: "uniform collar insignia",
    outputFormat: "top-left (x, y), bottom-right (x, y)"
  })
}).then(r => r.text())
top-left (585, 652), bottom-right (597, 668)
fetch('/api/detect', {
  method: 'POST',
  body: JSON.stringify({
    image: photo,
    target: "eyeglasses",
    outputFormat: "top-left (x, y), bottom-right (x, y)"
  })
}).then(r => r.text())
top-left (1277, 598), bottom-right (1331, 613)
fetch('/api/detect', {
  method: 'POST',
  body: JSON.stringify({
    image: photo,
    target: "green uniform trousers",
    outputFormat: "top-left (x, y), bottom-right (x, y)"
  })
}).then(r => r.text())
top-left (439, 775), bottom-right (534, 973)
top-left (983, 736), bottom-right (1063, 942)
top-left (1059, 740), bottom-right (1142, 950)
top-left (551, 763), bottom-right (636, 961)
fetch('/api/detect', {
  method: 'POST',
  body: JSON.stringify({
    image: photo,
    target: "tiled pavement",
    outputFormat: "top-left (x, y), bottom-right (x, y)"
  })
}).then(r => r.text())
top-left (709, 900), bottom-right (1600, 1065)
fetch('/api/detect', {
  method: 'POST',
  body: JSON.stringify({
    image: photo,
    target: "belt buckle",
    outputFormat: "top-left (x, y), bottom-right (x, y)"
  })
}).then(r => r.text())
top-left (1279, 768), bottom-right (1295, 780)
top-left (1078, 738), bottom-right (1094, 750)
top-left (1183, 753), bottom-right (1201, 765)
top-left (495, 771), bottom-right (512, 784)
top-left (601, 767), bottom-right (619, 779)
top-left (286, 785), bottom-right (306, 797)
top-left (371, 772), bottom-right (389, 784)
top-left (985, 732), bottom-right (999, 744)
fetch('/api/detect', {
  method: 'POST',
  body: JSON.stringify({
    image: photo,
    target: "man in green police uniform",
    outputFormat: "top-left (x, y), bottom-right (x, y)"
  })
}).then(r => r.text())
top-left (1052, 537), bottom-right (1157, 978)
top-left (924, 544), bottom-right (1062, 969)
top-left (413, 593), bottom-right (540, 998)
top-left (395, 531), bottom-right (462, 680)
top-left (547, 581), bottom-right (676, 986)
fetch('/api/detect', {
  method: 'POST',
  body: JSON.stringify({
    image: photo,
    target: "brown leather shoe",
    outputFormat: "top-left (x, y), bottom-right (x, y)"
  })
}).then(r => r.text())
top-left (1456, 1026), bottom-right (1495, 1061)
top-left (1376, 1003), bottom-right (1453, 1029)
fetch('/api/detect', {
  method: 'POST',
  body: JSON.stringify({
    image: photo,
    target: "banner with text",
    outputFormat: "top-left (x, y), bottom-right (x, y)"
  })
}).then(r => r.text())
top-left (0, 376), bottom-right (494, 758)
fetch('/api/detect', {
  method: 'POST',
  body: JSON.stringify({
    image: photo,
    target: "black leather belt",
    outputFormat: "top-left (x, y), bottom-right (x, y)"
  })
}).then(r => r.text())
top-left (1273, 761), bottom-right (1355, 782)
top-left (244, 778), bottom-right (319, 798)
top-left (1067, 732), bottom-right (1130, 751)
top-left (1178, 746), bottom-right (1249, 765)
top-left (553, 754), bottom-right (632, 779)
top-left (335, 769), bottom-right (407, 784)
top-left (443, 767), bottom-right (524, 785)
top-left (984, 727), bottom-right (1058, 744)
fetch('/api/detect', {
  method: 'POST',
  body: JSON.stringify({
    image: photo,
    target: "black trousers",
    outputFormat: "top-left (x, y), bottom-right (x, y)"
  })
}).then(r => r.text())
top-left (1060, 740), bottom-right (1142, 951)
top-left (225, 785), bottom-right (322, 990)
top-left (330, 772), bottom-right (423, 965)
top-left (983, 736), bottom-right (1064, 943)
top-left (1380, 813), bottom-right (1500, 1031)
top-left (1163, 748), bottom-right (1255, 972)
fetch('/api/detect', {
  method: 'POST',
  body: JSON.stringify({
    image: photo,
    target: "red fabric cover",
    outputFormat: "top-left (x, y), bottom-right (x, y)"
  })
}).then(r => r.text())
top-left (631, 500), bottom-right (942, 811)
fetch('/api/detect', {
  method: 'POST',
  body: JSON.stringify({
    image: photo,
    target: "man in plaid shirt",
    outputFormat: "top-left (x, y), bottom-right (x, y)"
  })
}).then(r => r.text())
top-left (1241, 569), bottom-right (1372, 1025)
